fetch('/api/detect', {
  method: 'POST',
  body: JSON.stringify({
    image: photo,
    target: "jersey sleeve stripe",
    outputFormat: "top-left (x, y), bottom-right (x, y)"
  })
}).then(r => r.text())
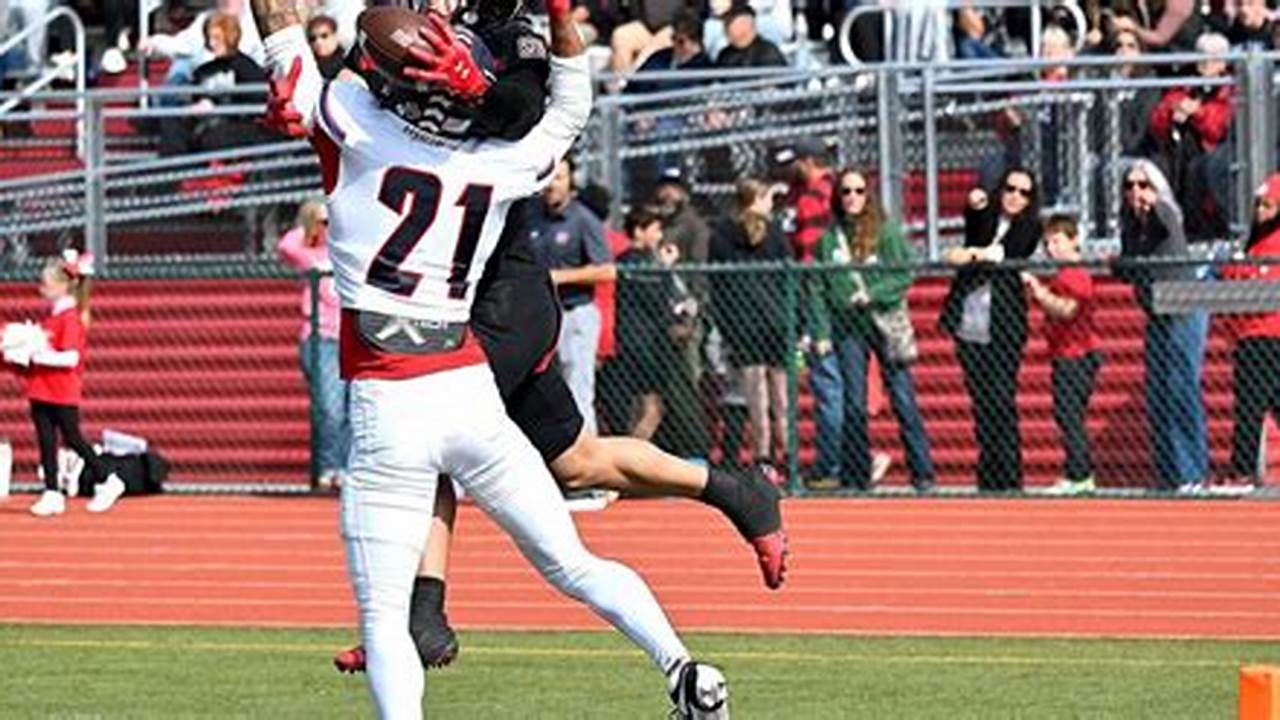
top-left (318, 82), bottom-right (347, 144)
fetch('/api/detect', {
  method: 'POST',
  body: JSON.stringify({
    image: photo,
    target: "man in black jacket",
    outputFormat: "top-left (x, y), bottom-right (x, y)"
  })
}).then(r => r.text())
top-left (715, 4), bottom-right (787, 68)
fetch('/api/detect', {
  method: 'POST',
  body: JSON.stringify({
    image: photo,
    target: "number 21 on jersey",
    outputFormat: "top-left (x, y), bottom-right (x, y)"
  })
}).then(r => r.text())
top-left (366, 166), bottom-right (494, 300)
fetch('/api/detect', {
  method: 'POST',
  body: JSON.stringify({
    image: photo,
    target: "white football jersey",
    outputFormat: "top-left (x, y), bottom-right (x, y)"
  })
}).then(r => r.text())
top-left (262, 26), bottom-right (593, 326)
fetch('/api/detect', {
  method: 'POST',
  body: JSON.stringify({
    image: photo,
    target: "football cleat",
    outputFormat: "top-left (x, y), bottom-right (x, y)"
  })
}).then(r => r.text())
top-left (333, 645), bottom-right (366, 674)
top-left (669, 661), bottom-right (729, 720)
top-left (331, 629), bottom-right (458, 675)
top-left (750, 530), bottom-right (788, 590)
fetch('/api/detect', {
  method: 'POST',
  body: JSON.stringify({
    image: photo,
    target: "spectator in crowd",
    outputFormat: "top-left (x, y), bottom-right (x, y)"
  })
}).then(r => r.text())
top-left (704, 0), bottom-right (794, 59)
top-left (809, 169), bottom-right (936, 493)
top-left (709, 179), bottom-right (790, 476)
top-left (612, 207), bottom-right (681, 440)
top-left (138, 0), bottom-right (264, 94)
top-left (1219, 174), bottom-right (1280, 491)
top-left (1111, 1), bottom-right (1203, 52)
top-left (1212, 0), bottom-right (1275, 50)
top-left (525, 159), bottom-right (614, 433)
top-left (167, 13), bottom-right (270, 155)
top-left (989, 24), bottom-right (1073, 201)
top-left (715, 4), bottom-right (787, 68)
top-left (1023, 215), bottom-right (1103, 496)
top-left (953, 6), bottom-right (1002, 59)
top-left (306, 14), bottom-right (345, 80)
top-left (1117, 159), bottom-right (1210, 492)
top-left (625, 10), bottom-right (714, 95)
top-left (1111, 28), bottom-right (1163, 158)
top-left (609, 0), bottom-right (687, 73)
top-left (313, 0), bottom-right (363, 53)
top-left (771, 139), bottom-right (837, 479)
top-left (940, 168), bottom-right (1041, 492)
top-left (2, 0), bottom-right (55, 75)
top-left (277, 200), bottom-right (346, 490)
top-left (1148, 31), bottom-right (1235, 240)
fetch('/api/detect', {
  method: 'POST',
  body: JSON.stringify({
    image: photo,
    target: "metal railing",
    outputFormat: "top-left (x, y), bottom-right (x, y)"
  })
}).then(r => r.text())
top-left (0, 51), bottom-right (1277, 266)
top-left (838, 0), bottom-right (1088, 66)
top-left (0, 6), bottom-right (85, 154)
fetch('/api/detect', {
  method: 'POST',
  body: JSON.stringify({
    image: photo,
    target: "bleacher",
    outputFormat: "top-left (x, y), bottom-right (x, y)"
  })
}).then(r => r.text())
top-left (0, 277), bottom-right (310, 488)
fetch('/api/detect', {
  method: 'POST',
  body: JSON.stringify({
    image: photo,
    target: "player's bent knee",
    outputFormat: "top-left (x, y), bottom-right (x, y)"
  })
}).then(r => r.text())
top-left (551, 433), bottom-right (614, 491)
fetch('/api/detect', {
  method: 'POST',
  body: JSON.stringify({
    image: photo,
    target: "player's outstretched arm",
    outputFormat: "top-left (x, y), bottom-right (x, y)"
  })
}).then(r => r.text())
top-left (251, 0), bottom-right (325, 136)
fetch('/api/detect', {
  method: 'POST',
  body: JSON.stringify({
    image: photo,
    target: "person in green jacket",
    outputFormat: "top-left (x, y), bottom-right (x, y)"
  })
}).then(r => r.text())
top-left (807, 169), bottom-right (936, 492)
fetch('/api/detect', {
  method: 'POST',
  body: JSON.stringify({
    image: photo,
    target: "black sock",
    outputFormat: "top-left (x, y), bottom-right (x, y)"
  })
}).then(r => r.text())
top-left (413, 576), bottom-right (445, 613)
top-left (699, 469), bottom-right (780, 540)
top-left (408, 576), bottom-right (456, 666)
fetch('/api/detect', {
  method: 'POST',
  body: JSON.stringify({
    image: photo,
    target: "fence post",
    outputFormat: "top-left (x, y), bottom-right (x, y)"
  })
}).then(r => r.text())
top-left (82, 97), bottom-right (107, 266)
top-left (599, 101), bottom-right (624, 223)
top-left (1237, 52), bottom-right (1275, 231)
top-left (307, 269), bottom-right (322, 492)
top-left (922, 64), bottom-right (940, 260)
top-left (877, 66), bottom-right (904, 225)
top-left (783, 261), bottom-right (803, 495)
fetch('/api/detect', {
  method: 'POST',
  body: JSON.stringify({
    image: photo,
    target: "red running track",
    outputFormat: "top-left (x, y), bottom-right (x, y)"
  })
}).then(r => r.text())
top-left (1, 495), bottom-right (1279, 639)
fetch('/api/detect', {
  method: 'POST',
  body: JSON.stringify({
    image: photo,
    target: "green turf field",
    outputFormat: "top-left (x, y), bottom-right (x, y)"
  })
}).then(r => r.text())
top-left (1, 625), bottom-right (1276, 718)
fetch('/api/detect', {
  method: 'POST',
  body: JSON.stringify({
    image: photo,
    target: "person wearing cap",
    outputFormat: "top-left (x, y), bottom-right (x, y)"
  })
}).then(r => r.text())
top-left (1219, 174), bottom-right (1280, 491)
top-left (773, 139), bottom-right (839, 483)
top-left (525, 158), bottom-right (616, 434)
top-left (715, 3), bottom-right (787, 68)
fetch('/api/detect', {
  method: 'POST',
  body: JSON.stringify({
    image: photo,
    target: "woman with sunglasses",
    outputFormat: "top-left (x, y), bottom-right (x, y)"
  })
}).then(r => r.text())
top-left (808, 170), bottom-right (936, 492)
top-left (940, 167), bottom-right (1041, 492)
top-left (278, 199), bottom-right (348, 489)
top-left (1118, 159), bottom-right (1210, 492)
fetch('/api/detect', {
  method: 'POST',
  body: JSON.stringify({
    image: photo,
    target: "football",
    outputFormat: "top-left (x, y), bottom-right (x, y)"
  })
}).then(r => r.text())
top-left (356, 6), bottom-right (433, 81)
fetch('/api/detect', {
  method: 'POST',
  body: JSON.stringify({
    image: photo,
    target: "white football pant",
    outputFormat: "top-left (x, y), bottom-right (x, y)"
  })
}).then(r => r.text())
top-left (342, 364), bottom-right (689, 720)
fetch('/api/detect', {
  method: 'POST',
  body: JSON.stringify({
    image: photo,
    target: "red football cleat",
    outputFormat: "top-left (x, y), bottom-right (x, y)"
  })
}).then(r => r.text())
top-left (333, 645), bottom-right (367, 674)
top-left (751, 530), bottom-right (788, 590)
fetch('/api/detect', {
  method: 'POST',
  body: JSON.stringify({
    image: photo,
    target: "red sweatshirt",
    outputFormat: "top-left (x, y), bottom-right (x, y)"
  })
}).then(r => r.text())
top-left (1149, 86), bottom-right (1234, 152)
top-left (789, 171), bottom-right (834, 262)
top-left (1222, 222), bottom-right (1280, 341)
top-left (26, 299), bottom-right (87, 406)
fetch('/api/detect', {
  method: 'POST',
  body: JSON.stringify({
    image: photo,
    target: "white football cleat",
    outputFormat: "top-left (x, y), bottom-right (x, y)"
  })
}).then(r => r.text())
top-left (86, 474), bottom-right (126, 513)
top-left (30, 490), bottom-right (66, 517)
top-left (669, 661), bottom-right (729, 720)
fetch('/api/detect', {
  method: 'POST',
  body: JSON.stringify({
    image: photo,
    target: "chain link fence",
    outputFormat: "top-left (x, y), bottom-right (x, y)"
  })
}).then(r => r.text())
top-left (0, 262), bottom-right (314, 493)
top-left (599, 257), bottom-right (1280, 496)
top-left (0, 256), bottom-right (1273, 496)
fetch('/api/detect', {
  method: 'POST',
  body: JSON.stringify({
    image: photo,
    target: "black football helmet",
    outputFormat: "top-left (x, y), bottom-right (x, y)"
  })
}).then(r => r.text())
top-left (369, 0), bottom-right (523, 28)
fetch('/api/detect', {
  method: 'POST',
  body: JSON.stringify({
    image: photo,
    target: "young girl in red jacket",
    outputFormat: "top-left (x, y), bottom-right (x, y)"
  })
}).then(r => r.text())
top-left (10, 252), bottom-right (124, 516)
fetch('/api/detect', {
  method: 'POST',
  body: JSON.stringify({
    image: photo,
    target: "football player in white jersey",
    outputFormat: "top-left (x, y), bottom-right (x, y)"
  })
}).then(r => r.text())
top-left (246, 2), bottom-right (729, 719)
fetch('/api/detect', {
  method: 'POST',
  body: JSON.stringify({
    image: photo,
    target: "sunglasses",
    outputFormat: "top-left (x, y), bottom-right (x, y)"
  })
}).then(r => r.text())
top-left (1003, 184), bottom-right (1032, 198)
top-left (840, 185), bottom-right (867, 197)
top-left (1124, 179), bottom-right (1151, 190)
